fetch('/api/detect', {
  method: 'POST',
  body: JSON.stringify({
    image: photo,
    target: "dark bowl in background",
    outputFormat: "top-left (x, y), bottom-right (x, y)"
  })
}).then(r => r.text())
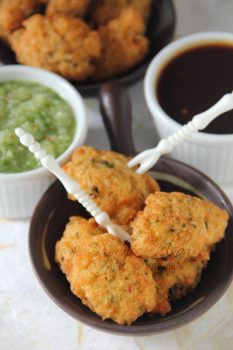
top-left (0, 0), bottom-right (176, 96)
top-left (29, 82), bottom-right (233, 335)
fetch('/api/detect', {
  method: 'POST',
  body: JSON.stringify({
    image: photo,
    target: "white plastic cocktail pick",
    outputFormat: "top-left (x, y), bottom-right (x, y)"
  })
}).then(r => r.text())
top-left (15, 128), bottom-right (131, 243)
top-left (128, 92), bottom-right (233, 174)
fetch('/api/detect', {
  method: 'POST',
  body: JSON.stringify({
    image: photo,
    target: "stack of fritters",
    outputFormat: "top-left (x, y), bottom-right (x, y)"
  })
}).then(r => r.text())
top-left (0, 0), bottom-right (152, 81)
top-left (55, 146), bottom-right (229, 324)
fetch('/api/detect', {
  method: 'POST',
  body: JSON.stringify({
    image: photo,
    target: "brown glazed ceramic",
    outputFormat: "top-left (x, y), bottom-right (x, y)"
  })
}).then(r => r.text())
top-left (0, 0), bottom-right (175, 97)
top-left (29, 82), bottom-right (233, 336)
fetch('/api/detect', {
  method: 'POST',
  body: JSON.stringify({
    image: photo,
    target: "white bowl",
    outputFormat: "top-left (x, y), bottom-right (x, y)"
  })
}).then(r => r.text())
top-left (0, 65), bottom-right (87, 218)
top-left (144, 31), bottom-right (233, 185)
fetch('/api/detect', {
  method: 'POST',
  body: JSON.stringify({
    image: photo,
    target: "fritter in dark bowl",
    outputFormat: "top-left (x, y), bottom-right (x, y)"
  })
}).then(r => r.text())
top-left (131, 192), bottom-right (229, 259)
top-left (9, 14), bottom-right (101, 80)
top-left (62, 146), bottom-right (159, 227)
top-left (56, 216), bottom-right (157, 325)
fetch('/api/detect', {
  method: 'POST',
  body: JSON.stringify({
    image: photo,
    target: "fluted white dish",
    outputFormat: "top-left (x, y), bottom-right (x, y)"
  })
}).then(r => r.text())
top-left (0, 65), bottom-right (87, 219)
top-left (144, 32), bottom-right (233, 185)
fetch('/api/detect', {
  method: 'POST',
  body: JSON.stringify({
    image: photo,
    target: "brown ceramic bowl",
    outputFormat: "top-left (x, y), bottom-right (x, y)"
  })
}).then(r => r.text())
top-left (0, 0), bottom-right (175, 97)
top-left (29, 83), bottom-right (233, 335)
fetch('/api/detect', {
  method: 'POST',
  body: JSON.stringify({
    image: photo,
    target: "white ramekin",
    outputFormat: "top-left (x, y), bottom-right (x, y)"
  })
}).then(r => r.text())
top-left (144, 32), bottom-right (233, 185)
top-left (0, 65), bottom-right (87, 218)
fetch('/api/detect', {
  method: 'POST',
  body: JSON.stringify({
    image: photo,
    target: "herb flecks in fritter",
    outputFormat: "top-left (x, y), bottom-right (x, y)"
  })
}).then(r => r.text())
top-left (9, 14), bottom-right (101, 80)
top-left (63, 146), bottom-right (159, 227)
top-left (145, 251), bottom-right (210, 315)
top-left (56, 216), bottom-right (157, 325)
top-left (131, 192), bottom-right (229, 259)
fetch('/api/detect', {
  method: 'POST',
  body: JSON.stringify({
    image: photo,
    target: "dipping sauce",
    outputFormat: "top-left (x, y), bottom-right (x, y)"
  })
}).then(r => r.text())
top-left (0, 81), bottom-right (75, 173)
top-left (157, 44), bottom-right (233, 134)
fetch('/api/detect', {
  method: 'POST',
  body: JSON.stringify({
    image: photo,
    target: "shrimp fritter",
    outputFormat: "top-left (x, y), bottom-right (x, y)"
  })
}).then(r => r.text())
top-left (55, 216), bottom-right (157, 325)
top-left (131, 192), bottom-right (229, 259)
top-left (0, 0), bottom-right (38, 41)
top-left (9, 14), bottom-right (101, 80)
top-left (63, 146), bottom-right (159, 226)
top-left (92, 8), bottom-right (149, 81)
top-left (146, 250), bottom-right (209, 315)
top-left (46, 0), bottom-right (91, 18)
top-left (90, 0), bottom-right (152, 26)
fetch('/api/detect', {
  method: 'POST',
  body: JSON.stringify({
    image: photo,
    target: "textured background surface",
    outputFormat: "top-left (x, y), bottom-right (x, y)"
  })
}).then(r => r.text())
top-left (1, 1), bottom-right (233, 349)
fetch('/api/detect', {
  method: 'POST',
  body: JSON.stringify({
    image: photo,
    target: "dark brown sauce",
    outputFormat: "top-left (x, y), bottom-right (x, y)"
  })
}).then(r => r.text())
top-left (157, 43), bottom-right (233, 134)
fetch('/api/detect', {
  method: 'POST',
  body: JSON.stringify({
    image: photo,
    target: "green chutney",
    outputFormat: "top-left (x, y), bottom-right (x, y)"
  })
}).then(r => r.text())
top-left (0, 81), bottom-right (76, 173)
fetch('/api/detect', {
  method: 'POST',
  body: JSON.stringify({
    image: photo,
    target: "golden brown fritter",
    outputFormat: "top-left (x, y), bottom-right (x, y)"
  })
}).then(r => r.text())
top-left (63, 146), bottom-right (159, 226)
top-left (0, 0), bottom-right (38, 41)
top-left (145, 250), bottom-right (209, 315)
top-left (46, 0), bottom-right (91, 18)
top-left (55, 216), bottom-right (157, 325)
top-left (9, 14), bottom-right (101, 80)
top-left (90, 0), bottom-right (152, 26)
top-left (131, 192), bottom-right (229, 259)
top-left (92, 8), bottom-right (149, 81)
top-left (55, 217), bottom-right (104, 275)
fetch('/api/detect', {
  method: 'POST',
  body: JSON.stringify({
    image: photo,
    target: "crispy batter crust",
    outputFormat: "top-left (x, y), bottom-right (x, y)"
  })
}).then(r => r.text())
top-left (131, 192), bottom-right (229, 259)
top-left (63, 146), bottom-right (159, 226)
top-left (90, 0), bottom-right (152, 25)
top-left (46, 0), bottom-right (91, 18)
top-left (146, 250), bottom-right (210, 315)
top-left (0, 0), bottom-right (38, 41)
top-left (55, 216), bottom-right (157, 325)
top-left (92, 8), bottom-right (149, 81)
top-left (9, 14), bottom-right (101, 80)
top-left (55, 217), bottom-right (105, 276)
top-left (56, 191), bottom-right (228, 321)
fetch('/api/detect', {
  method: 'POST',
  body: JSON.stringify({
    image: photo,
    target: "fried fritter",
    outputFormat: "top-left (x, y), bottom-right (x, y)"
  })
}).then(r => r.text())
top-left (63, 146), bottom-right (159, 226)
top-left (9, 14), bottom-right (101, 80)
top-left (131, 192), bottom-right (229, 259)
top-left (55, 217), bottom-right (105, 275)
top-left (146, 250), bottom-right (209, 315)
top-left (0, 0), bottom-right (38, 41)
top-left (56, 216), bottom-right (157, 325)
top-left (90, 0), bottom-right (152, 26)
top-left (46, 0), bottom-right (91, 18)
top-left (92, 8), bottom-right (149, 81)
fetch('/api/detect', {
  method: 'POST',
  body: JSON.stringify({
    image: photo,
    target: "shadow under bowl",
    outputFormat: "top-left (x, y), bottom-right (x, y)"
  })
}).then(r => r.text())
top-left (0, 0), bottom-right (176, 97)
top-left (29, 156), bottom-right (233, 336)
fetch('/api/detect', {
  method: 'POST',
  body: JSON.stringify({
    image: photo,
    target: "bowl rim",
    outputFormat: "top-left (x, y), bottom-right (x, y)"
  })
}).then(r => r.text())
top-left (0, 65), bottom-right (87, 181)
top-left (29, 155), bottom-right (233, 335)
top-left (144, 31), bottom-right (233, 145)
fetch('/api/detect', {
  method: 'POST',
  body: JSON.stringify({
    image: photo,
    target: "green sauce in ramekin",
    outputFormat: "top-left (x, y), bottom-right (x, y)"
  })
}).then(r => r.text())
top-left (0, 81), bottom-right (76, 173)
